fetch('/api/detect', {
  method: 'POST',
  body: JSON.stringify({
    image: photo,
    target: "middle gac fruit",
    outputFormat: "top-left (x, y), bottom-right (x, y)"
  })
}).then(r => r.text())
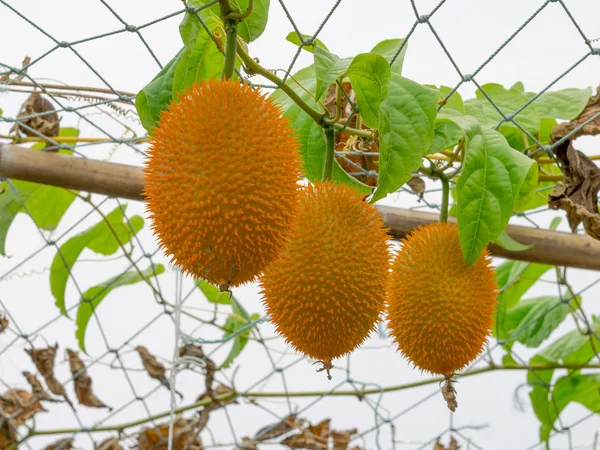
top-left (260, 181), bottom-right (391, 374)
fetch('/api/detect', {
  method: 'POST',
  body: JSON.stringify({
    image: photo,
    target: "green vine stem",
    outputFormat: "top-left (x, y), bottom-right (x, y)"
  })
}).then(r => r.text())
top-left (20, 362), bottom-right (600, 440)
top-left (440, 175), bottom-right (450, 223)
top-left (322, 81), bottom-right (342, 126)
top-left (222, 19), bottom-right (238, 80)
top-left (322, 126), bottom-right (335, 181)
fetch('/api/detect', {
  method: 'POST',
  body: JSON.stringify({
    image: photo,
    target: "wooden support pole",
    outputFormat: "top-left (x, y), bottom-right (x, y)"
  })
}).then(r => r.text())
top-left (2, 143), bottom-right (600, 270)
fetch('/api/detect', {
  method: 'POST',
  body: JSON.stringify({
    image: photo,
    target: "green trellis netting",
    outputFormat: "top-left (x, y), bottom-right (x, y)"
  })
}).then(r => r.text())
top-left (1, 1), bottom-right (600, 450)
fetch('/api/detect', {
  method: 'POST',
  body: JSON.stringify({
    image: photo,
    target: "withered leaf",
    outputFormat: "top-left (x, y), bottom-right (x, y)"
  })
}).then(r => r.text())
top-left (0, 389), bottom-right (46, 426)
top-left (548, 141), bottom-right (600, 240)
top-left (433, 436), bottom-right (460, 450)
top-left (331, 429), bottom-right (357, 450)
top-left (441, 380), bottom-right (458, 412)
top-left (23, 371), bottom-right (59, 403)
top-left (137, 417), bottom-right (203, 450)
top-left (95, 436), bottom-right (123, 450)
top-left (44, 438), bottom-right (73, 450)
top-left (0, 314), bottom-right (7, 334)
top-left (12, 92), bottom-right (60, 138)
top-left (551, 85), bottom-right (600, 142)
top-left (25, 344), bottom-right (69, 399)
top-left (66, 349), bottom-right (111, 410)
top-left (280, 419), bottom-right (330, 450)
top-left (253, 414), bottom-right (299, 442)
top-left (136, 346), bottom-right (183, 399)
top-left (0, 56), bottom-right (31, 83)
top-left (0, 419), bottom-right (18, 450)
top-left (407, 176), bottom-right (426, 200)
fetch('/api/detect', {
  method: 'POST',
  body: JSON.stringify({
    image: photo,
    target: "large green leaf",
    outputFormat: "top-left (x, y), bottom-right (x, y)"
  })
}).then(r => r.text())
top-left (182, 0), bottom-right (269, 44)
top-left (425, 85), bottom-right (464, 114)
top-left (344, 53), bottom-right (391, 129)
top-left (504, 295), bottom-right (573, 347)
top-left (370, 38), bottom-right (407, 74)
top-left (75, 264), bottom-right (165, 353)
top-left (528, 319), bottom-right (600, 442)
top-left (136, 48), bottom-right (186, 133)
top-left (0, 128), bottom-right (80, 255)
top-left (285, 31), bottom-right (328, 54)
top-left (465, 83), bottom-right (540, 133)
top-left (528, 87), bottom-right (591, 120)
top-left (270, 65), bottom-right (370, 194)
top-left (456, 128), bottom-right (536, 264)
top-left (172, 16), bottom-right (225, 98)
top-left (427, 121), bottom-right (463, 155)
top-left (51, 206), bottom-right (144, 317)
top-left (494, 260), bottom-right (551, 340)
top-left (313, 46), bottom-right (352, 102)
top-left (195, 279), bottom-right (231, 304)
top-left (221, 297), bottom-right (260, 369)
top-left (372, 75), bottom-right (438, 202)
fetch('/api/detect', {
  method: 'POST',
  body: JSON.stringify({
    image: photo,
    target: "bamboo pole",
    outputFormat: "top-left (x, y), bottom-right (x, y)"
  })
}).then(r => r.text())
top-left (2, 143), bottom-right (600, 270)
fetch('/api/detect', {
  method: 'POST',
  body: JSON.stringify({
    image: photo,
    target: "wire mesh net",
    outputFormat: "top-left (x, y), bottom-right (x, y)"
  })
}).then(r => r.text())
top-left (1, 1), bottom-right (600, 449)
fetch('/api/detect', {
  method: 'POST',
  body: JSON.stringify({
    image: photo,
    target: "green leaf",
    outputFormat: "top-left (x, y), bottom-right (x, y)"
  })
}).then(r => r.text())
top-left (172, 16), bottom-right (225, 99)
top-left (372, 75), bottom-right (438, 202)
top-left (370, 38), bottom-right (407, 74)
top-left (465, 83), bottom-right (540, 133)
top-left (51, 206), bottom-right (144, 317)
top-left (425, 85), bottom-right (464, 114)
top-left (195, 279), bottom-right (231, 304)
top-left (75, 264), bottom-right (165, 353)
top-left (428, 121), bottom-right (463, 155)
top-left (456, 128), bottom-right (536, 264)
top-left (286, 31), bottom-right (328, 54)
top-left (0, 126), bottom-right (80, 254)
top-left (313, 46), bottom-right (352, 101)
top-left (515, 163), bottom-right (559, 212)
top-left (528, 320), bottom-right (600, 442)
top-left (504, 295), bottom-right (573, 347)
top-left (495, 230), bottom-right (535, 252)
top-left (182, 0), bottom-right (269, 44)
top-left (529, 87), bottom-right (591, 120)
top-left (270, 65), bottom-right (370, 194)
top-left (135, 47), bottom-right (186, 133)
top-left (344, 53), bottom-right (391, 129)
top-left (221, 297), bottom-right (260, 369)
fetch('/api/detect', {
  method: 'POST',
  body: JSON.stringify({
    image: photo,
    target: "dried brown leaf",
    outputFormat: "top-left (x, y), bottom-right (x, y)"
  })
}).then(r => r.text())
top-left (12, 92), bottom-right (60, 138)
top-left (137, 417), bottom-right (202, 450)
top-left (254, 415), bottom-right (299, 442)
top-left (23, 371), bottom-right (58, 403)
top-left (407, 176), bottom-right (426, 200)
top-left (280, 420), bottom-right (330, 450)
top-left (433, 437), bottom-right (460, 450)
top-left (0, 56), bottom-right (31, 83)
top-left (95, 437), bottom-right (123, 450)
top-left (551, 86), bottom-right (600, 142)
top-left (331, 429), bottom-right (357, 450)
top-left (548, 141), bottom-right (600, 239)
top-left (0, 389), bottom-right (46, 426)
top-left (136, 346), bottom-right (182, 399)
top-left (26, 344), bottom-right (59, 380)
top-left (0, 419), bottom-right (18, 450)
top-left (0, 314), bottom-right (8, 335)
top-left (66, 349), bottom-right (111, 410)
top-left (44, 438), bottom-right (73, 450)
top-left (441, 379), bottom-right (458, 412)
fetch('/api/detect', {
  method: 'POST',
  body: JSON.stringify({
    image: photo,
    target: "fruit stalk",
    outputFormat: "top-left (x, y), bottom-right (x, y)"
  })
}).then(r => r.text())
top-left (322, 126), bottom-right (335, 181)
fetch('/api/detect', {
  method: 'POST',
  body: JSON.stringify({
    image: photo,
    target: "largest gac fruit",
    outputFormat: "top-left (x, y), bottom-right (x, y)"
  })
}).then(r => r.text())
top-left (143, 79), bottom-right (301, 288)
top-left (386, 222), bottom-right (498, 376)
top-left (260, 181), bottom-right (391, 368)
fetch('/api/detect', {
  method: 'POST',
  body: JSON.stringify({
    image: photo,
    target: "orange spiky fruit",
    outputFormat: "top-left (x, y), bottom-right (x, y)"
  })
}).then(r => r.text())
top-left (260, 181), bottom-right (391, 370)
top-left (386, 222), bottom-right (498, 376)
top-left (144, 79), bottom-right (301, 288)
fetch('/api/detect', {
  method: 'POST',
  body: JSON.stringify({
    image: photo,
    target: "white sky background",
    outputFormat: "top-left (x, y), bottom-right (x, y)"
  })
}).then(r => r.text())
top-left (1, 1), bottom-right (600, 449)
